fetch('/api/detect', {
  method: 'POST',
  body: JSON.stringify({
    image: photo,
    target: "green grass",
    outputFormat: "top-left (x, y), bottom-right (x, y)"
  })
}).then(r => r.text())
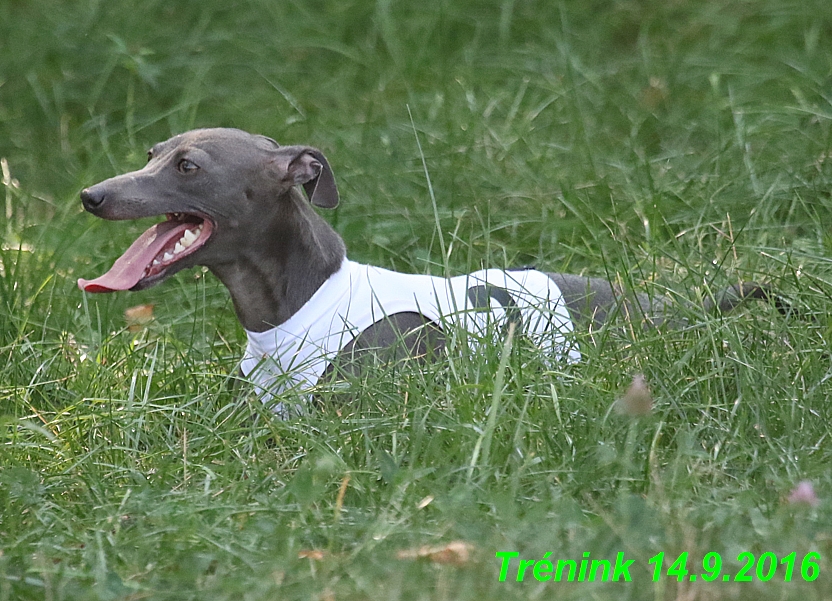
top-left (2, 0), bottom-right (832, 599)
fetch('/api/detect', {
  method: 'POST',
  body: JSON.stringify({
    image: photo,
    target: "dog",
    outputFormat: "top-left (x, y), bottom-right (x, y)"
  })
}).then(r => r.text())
top-left (78, 128), bottom-right (783, 415)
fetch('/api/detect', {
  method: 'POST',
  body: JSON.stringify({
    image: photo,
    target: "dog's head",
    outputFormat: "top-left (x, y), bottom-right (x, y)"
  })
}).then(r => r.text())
top-left (78, 128), bottom-right (338, 293)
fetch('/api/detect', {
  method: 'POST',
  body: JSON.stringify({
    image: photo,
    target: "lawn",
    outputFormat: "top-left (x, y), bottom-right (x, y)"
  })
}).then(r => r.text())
top-left (1, 0), bottom-right (831, 599)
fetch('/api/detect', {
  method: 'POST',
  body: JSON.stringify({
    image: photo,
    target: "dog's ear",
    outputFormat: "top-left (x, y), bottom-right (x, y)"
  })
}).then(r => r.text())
top-left (254, 135), bottom-right (281, 150)
top-left (271, 146), bottom-right (339, 208)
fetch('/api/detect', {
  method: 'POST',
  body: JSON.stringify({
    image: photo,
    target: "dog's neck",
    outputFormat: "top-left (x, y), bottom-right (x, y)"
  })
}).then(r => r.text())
top-left (208, 190), bottom-right (346, 332)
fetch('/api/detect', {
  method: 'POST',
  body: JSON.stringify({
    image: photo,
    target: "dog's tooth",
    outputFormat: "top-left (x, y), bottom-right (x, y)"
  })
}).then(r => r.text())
top-left (153, 259), bottom-right (161, 266)
top-left (173, 242), bottom-right (185, 254)
top-left (182, 229), bottom-right (197, 244)
top-left (163, 252), bottom-right (174, 262)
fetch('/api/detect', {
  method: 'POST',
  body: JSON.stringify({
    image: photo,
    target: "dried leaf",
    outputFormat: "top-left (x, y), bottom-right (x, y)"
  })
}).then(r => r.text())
top-left (125, 304), bottom-right (155, 332)
top-left (417, 495), bottom-right (434, 509)
top-left (319, 589), bottom-right (335, 601)
top-left (298, 549), bottom-right (327, 561)
top-left (335, 474), bottom-right (350, 518)
top-left (640, 76), bottom-right (669, 110)
top-left (396, 540), bottom-right (474, 566)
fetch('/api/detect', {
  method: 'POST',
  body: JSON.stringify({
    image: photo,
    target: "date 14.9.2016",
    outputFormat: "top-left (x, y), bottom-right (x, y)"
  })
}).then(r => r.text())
top-left (648, 551), bottom-right (820, 582)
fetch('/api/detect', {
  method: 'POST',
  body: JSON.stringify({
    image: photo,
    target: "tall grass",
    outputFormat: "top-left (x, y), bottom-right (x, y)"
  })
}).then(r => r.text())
top-left (1, 0), bottom-right (831, 599)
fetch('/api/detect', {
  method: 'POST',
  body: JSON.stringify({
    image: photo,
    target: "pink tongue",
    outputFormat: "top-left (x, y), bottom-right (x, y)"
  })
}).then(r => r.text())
top-left (78, 221), bottom-right (189, 293)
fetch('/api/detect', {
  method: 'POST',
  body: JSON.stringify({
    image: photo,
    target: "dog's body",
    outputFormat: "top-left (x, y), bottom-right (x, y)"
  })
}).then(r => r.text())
top-left (240, 261), bottom-right (581, 414)
top-left (78, 128), bottom-right (780, 412)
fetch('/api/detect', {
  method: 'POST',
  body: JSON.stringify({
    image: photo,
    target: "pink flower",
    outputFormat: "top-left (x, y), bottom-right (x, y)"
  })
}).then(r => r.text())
top-left (615, 374), bottom-right (653, 417)
top-left (787, 480), bottom-right (820, 507)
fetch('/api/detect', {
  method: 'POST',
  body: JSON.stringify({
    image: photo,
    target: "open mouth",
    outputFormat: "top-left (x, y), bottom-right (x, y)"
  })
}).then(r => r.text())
top-left (78, 213), bottom-right (214, 293)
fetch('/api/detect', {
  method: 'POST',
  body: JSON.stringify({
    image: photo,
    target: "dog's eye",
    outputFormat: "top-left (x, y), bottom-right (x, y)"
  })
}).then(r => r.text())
top-left (177, 159), bottom-right (199, 174)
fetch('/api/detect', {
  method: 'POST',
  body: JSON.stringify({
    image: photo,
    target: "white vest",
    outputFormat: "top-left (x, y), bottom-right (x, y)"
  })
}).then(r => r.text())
top-left (242, 259), bottom-right (579, 417)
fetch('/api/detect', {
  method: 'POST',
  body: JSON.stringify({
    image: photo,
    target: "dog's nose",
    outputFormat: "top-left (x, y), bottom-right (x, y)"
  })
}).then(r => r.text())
top-left (80, 187), bottom-right (105, 210)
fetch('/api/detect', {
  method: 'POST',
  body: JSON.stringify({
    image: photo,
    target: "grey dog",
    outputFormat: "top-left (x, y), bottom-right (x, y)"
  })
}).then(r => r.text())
top-left (78, 128), bottom-right (781, 405)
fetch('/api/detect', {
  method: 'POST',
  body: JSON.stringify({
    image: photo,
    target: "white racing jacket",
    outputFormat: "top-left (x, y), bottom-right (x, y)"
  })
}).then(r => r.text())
top-left (242, 259), bottom-right (579, 416)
